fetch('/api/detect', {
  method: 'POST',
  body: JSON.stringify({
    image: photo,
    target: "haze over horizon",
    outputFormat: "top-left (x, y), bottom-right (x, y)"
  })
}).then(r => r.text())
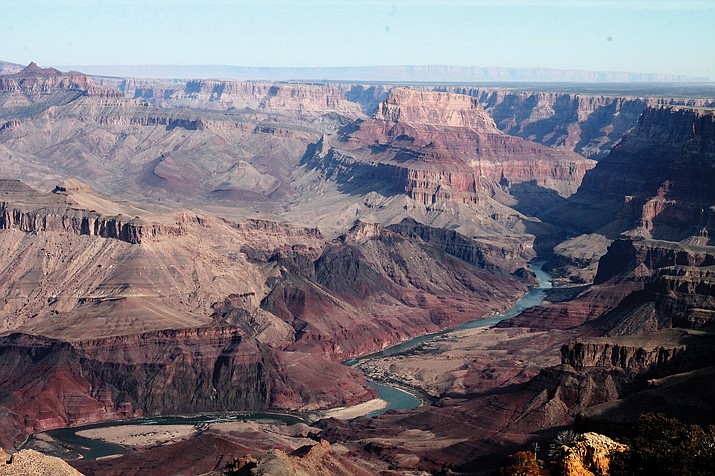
top-left (2, 0), bottom-right (714, 81)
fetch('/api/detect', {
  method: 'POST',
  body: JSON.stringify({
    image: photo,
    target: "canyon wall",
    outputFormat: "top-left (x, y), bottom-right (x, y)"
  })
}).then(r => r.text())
top-left (444, 87), bottom-right (715, 159)
top-left (0, 328), bottom-right (374, 449)
top-left (306, 88), bottom-right (595, 209)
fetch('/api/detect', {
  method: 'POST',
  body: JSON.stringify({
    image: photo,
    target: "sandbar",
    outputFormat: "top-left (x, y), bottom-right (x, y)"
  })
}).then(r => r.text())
top-left (75, 424), bottom-right (196, 448)
top-left (323, 398), bottom-right (387, 420)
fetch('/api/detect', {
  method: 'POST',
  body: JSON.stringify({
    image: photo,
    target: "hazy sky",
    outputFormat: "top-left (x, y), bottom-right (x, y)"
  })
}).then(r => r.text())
top-left (2, 0), bottom-right (714, 79)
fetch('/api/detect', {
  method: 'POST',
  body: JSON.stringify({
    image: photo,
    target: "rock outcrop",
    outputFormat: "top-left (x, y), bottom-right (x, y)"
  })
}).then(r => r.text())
top-left (0, 449), bottom-right (84, 476)
top-left (388, 217), bottom-right (534, 273)
top-left (0, 62), bottom-right (122, 99)
top-left (258, 221), bottom-right (530, 359)
top-left (121, 80), bottom-right (388, 120)
top-left (551, 106), bottom-right (715, 241)
top-left (558, 432), bottom-right (627, 476)
top-left (348, 88), bottom-right (594, 198)
top-left (560, 337), bottom-right (713, 375)
top-left (0, 180), bottom-right (185, 244)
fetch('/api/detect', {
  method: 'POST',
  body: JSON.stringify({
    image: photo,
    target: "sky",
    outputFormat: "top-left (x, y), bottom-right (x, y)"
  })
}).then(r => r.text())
top-left (1, 0), bottom-right (714, 79)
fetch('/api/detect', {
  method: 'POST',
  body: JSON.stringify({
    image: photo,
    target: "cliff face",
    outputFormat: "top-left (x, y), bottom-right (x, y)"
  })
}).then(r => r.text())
top-left (446, 87), bottom-right (715, 159)
top-left (560, 340), bottom-right (702, 374)
top-left (0, 328), bottom-right (374, 448)
top-left (374, 88), bottom-right (500, 130)
top-left (0, 62), bottom-right (122, 99)
top-left (0, 204), bottom-right (183, 244)
top-left (594, 238), bottom-right (715, 284)
top-left (388, 217), bottom-right (535, 272)
top-left (0, 180), bottom-right (185, 244)
top-left (552, 107), bottom-right (715, 240)
top-left (124, 80), bottom-right (388, 119)
top-left (584, 238), bottom-right (715, 332)
top-left (305, 88), bottom-right (595, 209)
top-left (258, 222), bottom-right (530, 359)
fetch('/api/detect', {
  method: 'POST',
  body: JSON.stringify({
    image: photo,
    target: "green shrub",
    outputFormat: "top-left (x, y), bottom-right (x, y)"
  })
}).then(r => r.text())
top-left (611, 413), bottom-right (715, 476)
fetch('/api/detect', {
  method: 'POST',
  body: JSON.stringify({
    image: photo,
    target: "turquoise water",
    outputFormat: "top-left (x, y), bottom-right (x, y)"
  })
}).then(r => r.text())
top-left (37, 412), bottom-right (304, 460)
top-left (345, 262), bottom-right (552, 365)
top-left (349, 261), bottom-right (552, 417)
top-left (367, 382), bottom-right (423, 417)
top-left (37, 262), bottom-right (552, 459)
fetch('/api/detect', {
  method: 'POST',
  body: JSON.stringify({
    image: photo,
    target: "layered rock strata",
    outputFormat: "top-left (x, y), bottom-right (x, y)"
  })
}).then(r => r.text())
top-left (0, 179), bottom-right (184, 244)
top-left (0, 329), bottom-right (373, 450)
top-left (551, 107), bottom-right (715, 241)
top-left (304, 88), bottom-right (595, 215)
top-left (446, 86), bottom-right (715, 158)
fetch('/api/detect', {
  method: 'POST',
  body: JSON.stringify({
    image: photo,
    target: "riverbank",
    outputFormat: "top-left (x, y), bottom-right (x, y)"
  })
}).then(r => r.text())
top-left (76, 425), bottom-right (197, 449)
top-left (322, 398), bottom-right (388, 419)
top-left (25, 262), bottom-right (552, 462)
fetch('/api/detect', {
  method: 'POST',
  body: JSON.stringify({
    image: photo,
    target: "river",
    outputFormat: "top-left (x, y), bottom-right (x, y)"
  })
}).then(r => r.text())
top-left (348, 260), bottom-right (552, 416)
top-left (30, 261), bottom-right (552, 460)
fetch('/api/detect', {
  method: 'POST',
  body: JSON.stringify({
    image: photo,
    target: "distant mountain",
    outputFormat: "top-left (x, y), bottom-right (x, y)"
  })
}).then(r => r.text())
top-left (0, 60), bottom-right (23, 75)
top-left (53, 64), bottom-right (709, 82)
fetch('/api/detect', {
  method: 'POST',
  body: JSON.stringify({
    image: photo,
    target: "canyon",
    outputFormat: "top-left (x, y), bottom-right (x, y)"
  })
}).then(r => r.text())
top-left (0, 62), bottom-right (713, 475)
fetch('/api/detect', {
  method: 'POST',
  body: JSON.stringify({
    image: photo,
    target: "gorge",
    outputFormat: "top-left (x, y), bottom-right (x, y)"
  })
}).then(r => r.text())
top-left (0, 61), bottom-right (713, 475)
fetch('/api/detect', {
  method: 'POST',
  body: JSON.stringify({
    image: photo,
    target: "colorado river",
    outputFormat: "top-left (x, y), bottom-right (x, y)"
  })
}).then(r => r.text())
top-left (347, 260), bottom-right (553, 415)
top-left (30, 262), bottom-right (552, 460)
top-left (29, 412), bottom-right (305, 460)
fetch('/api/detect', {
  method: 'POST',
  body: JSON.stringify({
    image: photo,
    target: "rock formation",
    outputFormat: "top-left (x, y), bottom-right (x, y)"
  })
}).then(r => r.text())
top-left (544, 105), bottom-right (715, 285)
top-left (0, 62), bottom-right (122, 104)
top-left (0, 63), bottom-right (713, 475)
top-left (0, 328), bottom-right (374, 449)
top-left (111, 79), bottom-right (388, 120)
top-left (258, 220), bottom-right (530, 358)
top-left (552, 106), bottom-right (715, 239)
top-left (0, 179), bottom-right (185, 244)
top-left (446, 86), bottom-right (715, 158)
top-left (557, 432), bottom-right (627, 476)
top-left (306, 88), bottom-right (595, 205)
top-left (0, 449), bottom-right (83, 476)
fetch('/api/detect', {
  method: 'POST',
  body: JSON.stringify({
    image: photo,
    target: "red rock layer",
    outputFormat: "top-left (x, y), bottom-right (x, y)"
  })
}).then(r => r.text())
top-left (258, 222), bottom-right (530, 359)
top-left (0, 328), bottom-right (374, 449)
top-left (307, 88), bottom-right (595, 206)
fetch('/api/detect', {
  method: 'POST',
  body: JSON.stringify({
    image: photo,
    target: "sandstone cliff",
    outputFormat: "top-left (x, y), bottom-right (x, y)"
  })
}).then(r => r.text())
top-left (121, 79), bottom-right (388, 121)
top-left (0, 328), bottom-right (374, 450)
top-left (0, 179), bottom-right (185, 244)
top-left (560, 334), bottom-right (714, 376)
top-left (0, 62), bottom-right (122, 107)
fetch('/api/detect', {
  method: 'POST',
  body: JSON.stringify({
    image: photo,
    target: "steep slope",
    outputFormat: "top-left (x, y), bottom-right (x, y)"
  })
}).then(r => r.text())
top-left (318, 237), bottom-right (715, 474)
top-left (0, 329), bottom-right (374, 448)
top-left (446, 86), bottom-right (715, 159)
top-left (0, 180), bottom-right (536, 450)
top-left (546, 106), bottom-right (715, 284)
top-left (0, 60), bottom-right (23, 76)
top-left (308, 88), bottom-right (595, 203)
top-left (258, 221), bottom-right (530, 358)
